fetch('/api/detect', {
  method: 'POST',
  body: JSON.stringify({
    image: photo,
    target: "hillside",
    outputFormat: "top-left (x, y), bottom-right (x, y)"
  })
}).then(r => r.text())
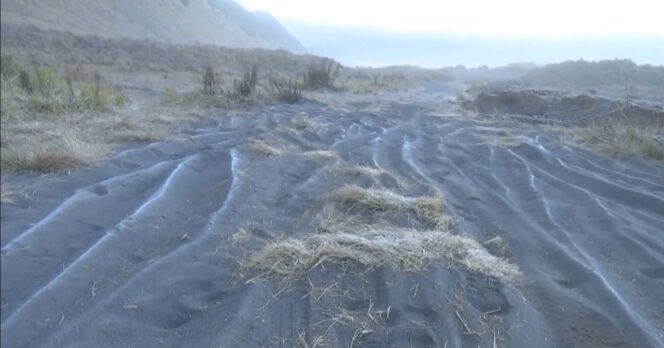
top-left (0, 0), bottom-right (305, 53)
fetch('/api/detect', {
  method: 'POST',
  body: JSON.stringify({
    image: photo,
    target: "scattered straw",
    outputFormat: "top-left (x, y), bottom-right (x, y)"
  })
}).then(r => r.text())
top-left (242, 228), bottom-right (520, 284)
top-left (331, 185), bottom-right (452, 228)
top-left (249, 139), bottom-right (284, 157)
top-left (1, 184), bottom-right (14, 203)
top-left (292, 116), bottom-right (320, 131)
top-left (298, 150), bottom-right (341, 161)
top-left (337, 165), bottom-right (387, 177)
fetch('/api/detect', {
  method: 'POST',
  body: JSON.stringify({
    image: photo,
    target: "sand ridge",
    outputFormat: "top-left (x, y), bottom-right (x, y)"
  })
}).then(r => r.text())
top-left (2, 92), bottom-right (663, 347)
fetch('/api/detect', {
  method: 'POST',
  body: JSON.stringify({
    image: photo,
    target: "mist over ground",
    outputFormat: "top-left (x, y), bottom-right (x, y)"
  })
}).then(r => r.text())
top-left (283, 21), bottom-right (664, 68)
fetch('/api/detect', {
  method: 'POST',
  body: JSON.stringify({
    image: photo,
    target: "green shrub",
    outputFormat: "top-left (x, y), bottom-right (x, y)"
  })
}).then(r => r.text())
top-left (27, 94), bottom-right (67, 113)
top-left (30, 67), bottom-right (60, 97)
top-left (0, 62), bottom-right (126, 114)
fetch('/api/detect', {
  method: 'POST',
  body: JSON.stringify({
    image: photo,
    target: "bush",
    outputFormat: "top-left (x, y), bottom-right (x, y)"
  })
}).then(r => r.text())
top-left (233, 64), bottom-right (259, 97)
top-left (303, 58), bottom-right (340, 90)
top-left (202, 66), bottom-right (217, 96)
top-left (268, 76), bottom-right (302, 103)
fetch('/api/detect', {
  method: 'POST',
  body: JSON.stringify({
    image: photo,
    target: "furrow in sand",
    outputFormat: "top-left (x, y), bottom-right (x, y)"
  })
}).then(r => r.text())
top-left (561, 144), bottom-right (664, 186)
top-left (533, 160), bottom-right (664, 261)
top-left (1, 156), bottom-right (195, 326)
top-left (489, 146), bottom-right (515, 202)
top-left (556, 157), bottom-right (664, 200)
top-left (42, 150), bottom-right (246, 344)
top-left (1, 159), bottom-right (179, 252)
top-left (503, 149), bottom-right (663, 347)
top-left (402, 136), bottom-right (437, 185)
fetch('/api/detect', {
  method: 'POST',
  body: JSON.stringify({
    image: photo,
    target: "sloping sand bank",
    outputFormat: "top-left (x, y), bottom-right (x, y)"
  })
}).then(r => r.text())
top-left (2, 93), bottom-right (663, 347)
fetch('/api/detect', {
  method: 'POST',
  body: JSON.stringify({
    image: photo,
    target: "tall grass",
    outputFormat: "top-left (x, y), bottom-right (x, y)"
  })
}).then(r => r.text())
top-left (571, 118), bottom-right (664, 160)
top-left (303, 58), bottom-right (339, 90)
top-left (269, 76), bottom-right (303, 103)
top-left (1, 58), bottom-right (126, 114)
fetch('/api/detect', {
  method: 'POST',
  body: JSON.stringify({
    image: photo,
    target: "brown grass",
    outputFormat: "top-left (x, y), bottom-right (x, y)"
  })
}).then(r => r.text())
top-left (291, 115), bottom-right (319, 130)
top-left (569, 119), bottom-right (664, 160)
top-left (1, 130), bottom-right (107, 173)
top-left (1, 184), bottom-right (14, 203)
top-left (249, 139), bottom-right (284, 157)
top-left (337, 165), bottom-right (387, 177)
top-left (298, 150), bottom-right (341, 161)
top-left (249, 138), bottom-right (340, 161)
top-left (331, 185), bottom-right (453, 228)
top-left (242, 228), bottom-right (520, 283)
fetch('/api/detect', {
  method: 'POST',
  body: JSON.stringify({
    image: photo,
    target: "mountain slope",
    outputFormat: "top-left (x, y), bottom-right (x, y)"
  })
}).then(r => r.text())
top-left (0, 0), bottom-right (305, 53)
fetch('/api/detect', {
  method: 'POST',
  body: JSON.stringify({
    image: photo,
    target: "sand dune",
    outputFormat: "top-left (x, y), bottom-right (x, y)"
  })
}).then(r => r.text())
top-left (1, 88), bottom-right (663, 347)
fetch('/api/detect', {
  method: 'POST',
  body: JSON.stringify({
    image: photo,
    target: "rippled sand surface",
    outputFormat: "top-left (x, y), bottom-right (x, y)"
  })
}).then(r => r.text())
top-left (2, 92), bottom-right (663, 347)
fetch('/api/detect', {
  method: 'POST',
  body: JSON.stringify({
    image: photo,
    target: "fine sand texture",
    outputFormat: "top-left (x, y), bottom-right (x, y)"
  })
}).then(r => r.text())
top-left (2, 88), bottom-right (664, 347)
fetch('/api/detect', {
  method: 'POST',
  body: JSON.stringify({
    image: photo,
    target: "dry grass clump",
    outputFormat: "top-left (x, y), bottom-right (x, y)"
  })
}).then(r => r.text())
top-left (331, 185), bottom-right (452, 228)
top-left (1, 184), bottom-right (14, 203)
top-left (296, 332), bottom-right (327, 348)
top-left (242, 228), bottom-right (520, 283)
top-left (1, 135), bottom-right (105, 174)
top-left (337, 165), bottom-right (387, 177)
top-left (569, 119), bottom-right (664, 160)
top-left (291, 115), bottom-right (319, 130)
top-left (298, 150), bottom-right (341, 161)
top-left (249, 138), bottom-right (339, 161)
top-left (269, 76), bottom-right (303, 104)
top-left (482, 236), bottom-right (510, 258)
top-left (249, 139), bottom-right (284, 157)
top-left (3, 147), bottom-right (83, 173)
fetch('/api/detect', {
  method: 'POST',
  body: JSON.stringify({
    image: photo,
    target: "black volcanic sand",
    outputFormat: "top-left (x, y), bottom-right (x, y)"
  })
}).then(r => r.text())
top-left (2, 89), bottom-right (664, 348)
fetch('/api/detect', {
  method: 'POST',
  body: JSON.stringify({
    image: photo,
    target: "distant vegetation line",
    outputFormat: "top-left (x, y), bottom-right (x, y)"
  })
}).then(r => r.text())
top-left (523, 59), bottom-right (664, 87)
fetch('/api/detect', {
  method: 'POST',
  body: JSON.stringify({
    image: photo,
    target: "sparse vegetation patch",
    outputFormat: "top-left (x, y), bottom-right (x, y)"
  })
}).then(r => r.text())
top-left (1, 59), bottom-right (126, 114)
top-left (569, 118), bottom-right (664, 160)
top-left (242, 228), bottom-right (520, 283)
top-left (303, 58), bottom-right (340, 90)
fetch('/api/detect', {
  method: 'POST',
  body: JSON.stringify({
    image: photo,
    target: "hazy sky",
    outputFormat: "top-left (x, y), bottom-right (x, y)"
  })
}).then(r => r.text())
top-left (239, 0), bottom-right (664, 37)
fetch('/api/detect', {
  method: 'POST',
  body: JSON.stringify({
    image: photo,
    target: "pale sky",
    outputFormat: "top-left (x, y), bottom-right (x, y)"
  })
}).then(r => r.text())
top-left (238, 0), bottom-right (664, 37)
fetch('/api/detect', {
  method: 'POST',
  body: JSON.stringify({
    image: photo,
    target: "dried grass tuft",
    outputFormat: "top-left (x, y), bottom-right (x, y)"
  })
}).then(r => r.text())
top-left (249, 139), bottom-right (284, 157)
top-left (1, 184), bottom-right (14, 203)
top-left (298, 150), bottom-right (341, 161)
top-left (337, 165), bottom-right (387, 177)
top-left (242, 228), bottom-right (520, 283)
top-left (292, 115), bottom-right (319, 130)
top-left (1, 131), bottom-right (107, 173)
top-left (570, 119), bottom-right (664, 160)
top-left (331, 185), bottom-right (452, 228)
